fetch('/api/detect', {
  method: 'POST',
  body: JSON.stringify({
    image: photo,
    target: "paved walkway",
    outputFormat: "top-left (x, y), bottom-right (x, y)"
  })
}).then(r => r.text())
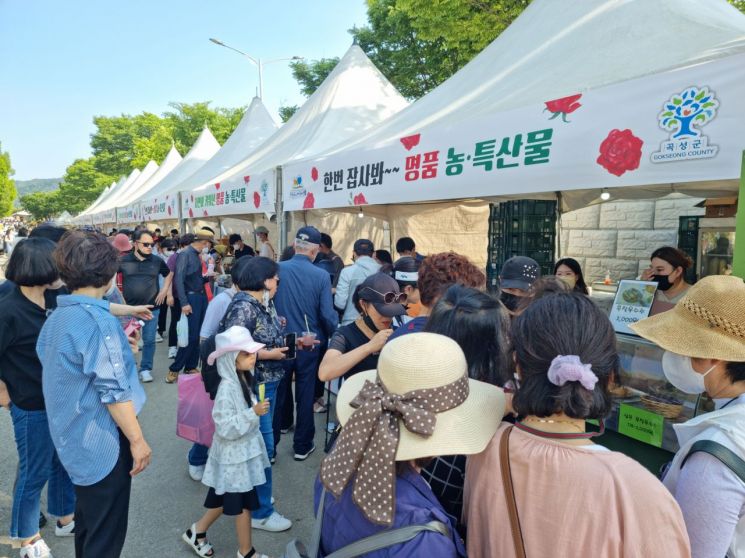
top-left (0, 313), bottom-right (326, 558)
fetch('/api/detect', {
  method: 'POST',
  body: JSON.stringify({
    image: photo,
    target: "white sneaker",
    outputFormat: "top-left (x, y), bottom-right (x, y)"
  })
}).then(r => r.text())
top-left (168, 346), bottom-right (177, 359)
top-left (54, 519), bottom-right (75, 537)
top-left (188, 464), bottom-right (205, 481)
top-left (251, 511), bottom-right (292, 532)
top-left (139, 370), bottom-right (153, 383)
top-left (155, 333), bottom-right (164, 343)
top-left (20, 538), bottom-right (53, 558)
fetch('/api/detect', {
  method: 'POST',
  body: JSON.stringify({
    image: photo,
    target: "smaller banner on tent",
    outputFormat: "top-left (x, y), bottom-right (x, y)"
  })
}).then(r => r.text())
top-left (283, 53), bottom-right (745, 211)
top-left (92, 209), bottom-right (116, 225)
top-left (141, 193), bottom-right (179, 222)
top-left (181, 169), bottom-right (275, 218)
top-left (116, 203), bottom-right (142, 224)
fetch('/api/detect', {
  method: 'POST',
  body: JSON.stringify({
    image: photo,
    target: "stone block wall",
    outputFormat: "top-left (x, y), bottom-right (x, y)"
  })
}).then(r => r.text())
top-left (560, 194), bottom-right (704, 283)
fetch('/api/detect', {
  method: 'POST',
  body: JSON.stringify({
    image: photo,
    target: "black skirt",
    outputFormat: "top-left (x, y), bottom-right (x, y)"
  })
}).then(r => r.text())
top-left (204, 487), bottom-right (260, 515)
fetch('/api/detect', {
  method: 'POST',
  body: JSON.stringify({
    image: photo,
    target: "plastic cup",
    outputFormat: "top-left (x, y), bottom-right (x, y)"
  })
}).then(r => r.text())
top-left (301, 331), bottom-right (317, 350)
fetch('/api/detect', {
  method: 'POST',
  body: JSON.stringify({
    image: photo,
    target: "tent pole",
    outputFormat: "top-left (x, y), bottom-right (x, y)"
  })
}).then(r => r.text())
top-left (178, 192), bottom-right (185, 235)
top-left (733, 150), bottom-right (745, 279)
top-left (556, 191), bottom-right (563, 259)
top-left (276, 166), bottom-right (287, 254)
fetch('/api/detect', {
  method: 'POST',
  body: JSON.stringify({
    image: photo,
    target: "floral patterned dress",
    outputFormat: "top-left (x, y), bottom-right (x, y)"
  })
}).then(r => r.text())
top-left (218, 292), bottom-right (285, 383)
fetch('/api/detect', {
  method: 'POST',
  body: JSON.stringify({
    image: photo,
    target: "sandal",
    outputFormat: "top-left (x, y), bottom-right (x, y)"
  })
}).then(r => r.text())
top-left (238, 548), bottom-right (270, 558)
top-left (182, 523), bottom-right (214, 557)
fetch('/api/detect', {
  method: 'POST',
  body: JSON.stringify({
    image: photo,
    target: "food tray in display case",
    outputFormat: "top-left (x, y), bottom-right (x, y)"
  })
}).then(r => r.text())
top-left (604, 333), bottom-right (712, 453)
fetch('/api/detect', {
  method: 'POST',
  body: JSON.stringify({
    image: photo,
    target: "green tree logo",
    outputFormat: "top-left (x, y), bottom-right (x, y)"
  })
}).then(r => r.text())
top-left (659, 86), bottom-right (718, 139)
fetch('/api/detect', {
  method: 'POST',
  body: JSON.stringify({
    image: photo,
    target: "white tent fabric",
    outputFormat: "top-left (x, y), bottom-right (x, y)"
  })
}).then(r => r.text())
top-left (139, 128), bottom-right (221, 222)
top-left (169, 97), bottom-right (278, 198)
top-left (91, 169), bottom-right (141, 223)
top-left (97, 160), bottom-right (159, 214)
top-left (282, 0), bottom-right (745, 212)
top-left (79, 179), bottom-right (120, 218)
top-left (182, 44), bottom-right (408, 219)
top-left (121, 146), bottom-right (182, 207)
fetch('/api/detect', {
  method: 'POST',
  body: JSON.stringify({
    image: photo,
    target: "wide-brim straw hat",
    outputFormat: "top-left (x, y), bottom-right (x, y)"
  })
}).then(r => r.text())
top-left (336, 332), bottom-right (505, 461)
top-left (631, 275), bottom-right (745, 361)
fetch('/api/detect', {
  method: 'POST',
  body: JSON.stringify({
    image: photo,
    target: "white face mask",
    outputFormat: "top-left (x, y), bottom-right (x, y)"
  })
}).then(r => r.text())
top-left (662, 351), bottom-right (717, 394)
top-left (201, 246), bottom-right (210, 255)
top-left (233, 243), bottom-right (241, 251)
top-left (163, 250), bottom-right (174, 257)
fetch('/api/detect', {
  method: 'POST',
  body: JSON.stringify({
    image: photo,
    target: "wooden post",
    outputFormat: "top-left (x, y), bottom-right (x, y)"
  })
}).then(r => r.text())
top-left (733, 150), bottom-right (745, 279)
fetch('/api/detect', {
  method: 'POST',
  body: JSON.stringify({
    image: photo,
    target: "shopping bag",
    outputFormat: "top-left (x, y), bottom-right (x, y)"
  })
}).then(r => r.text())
top-left (176, 373), bottom-right (215, 447)
top-left (176, 314), bottom-right (189, 348)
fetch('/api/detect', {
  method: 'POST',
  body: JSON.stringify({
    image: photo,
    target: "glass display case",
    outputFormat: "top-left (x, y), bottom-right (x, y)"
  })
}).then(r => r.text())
top-left (605, 333), bottom-right (712, 453)
top-left (699, 229), bottom-right (735, 278)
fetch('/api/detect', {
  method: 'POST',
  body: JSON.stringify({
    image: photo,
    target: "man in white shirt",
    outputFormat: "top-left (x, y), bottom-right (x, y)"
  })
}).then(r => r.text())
top-left (255, 226), bottom-right (276, 261)
top-left (334, 239), bottom-right (381, 325)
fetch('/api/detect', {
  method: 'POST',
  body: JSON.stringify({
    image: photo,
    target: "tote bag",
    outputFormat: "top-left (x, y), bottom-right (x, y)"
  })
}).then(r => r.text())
top-left (176, 373), bottom-right (215, 447)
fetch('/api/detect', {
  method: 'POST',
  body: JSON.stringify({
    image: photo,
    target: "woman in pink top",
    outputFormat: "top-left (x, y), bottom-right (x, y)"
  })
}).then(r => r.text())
top-left (464, 291), bottom-right (691, 558)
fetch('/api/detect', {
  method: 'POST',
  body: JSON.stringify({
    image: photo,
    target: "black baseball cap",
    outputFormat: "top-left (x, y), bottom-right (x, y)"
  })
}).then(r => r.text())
top-left (295, 226), bottom-right (321, 245)
top-left (356, 273), bottom-right (406, 317)
top-left (353, 238), bottom-right (374, 256)
top-left (500, 256), bottom-right (541, 291)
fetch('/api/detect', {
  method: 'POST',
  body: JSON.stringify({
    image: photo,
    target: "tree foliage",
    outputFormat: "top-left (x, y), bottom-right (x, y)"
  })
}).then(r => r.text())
top-left (278, 105), bottom-right (299, 123)
top-left (0, 143), bottom-right (18, 217)
top-left (288, 0), bottom-right (532, 102)
top-left (22, 102), bottom-right (245, 219)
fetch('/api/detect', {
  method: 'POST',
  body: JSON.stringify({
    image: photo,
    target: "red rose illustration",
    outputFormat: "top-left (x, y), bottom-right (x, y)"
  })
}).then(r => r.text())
top-left (243, 175), bottom-right (250, 184)
top-left (303, 193), bottom-right (315, 209)
top-left (400, 133), bottom-right (421, 151)
top-left (545, 94), bottom-right (582, 121)
top-left (167, 206), bottom-right (172, 216)
top-left (203, 210), bottom-right (209, 217)
top-left (353, 193), bottom-right (368, 205)
top-left (214, 182), bottom-right (221, 190)
top-left (188, 208), bottom-right (194, 218)
top-left (311, 167), bottom-right (319, 181)
top-left (596, 129), bottom-right (644, 177)
top-left (253, 191), bottom-right (261, 208)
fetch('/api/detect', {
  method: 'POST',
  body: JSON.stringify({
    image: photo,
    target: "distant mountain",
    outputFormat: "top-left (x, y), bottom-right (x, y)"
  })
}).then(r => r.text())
top-left (15, 178), bottom-right (62, 197)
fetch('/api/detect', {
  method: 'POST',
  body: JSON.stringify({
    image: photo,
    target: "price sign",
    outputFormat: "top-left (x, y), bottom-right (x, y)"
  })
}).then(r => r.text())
top-left (609, 280), bottom-right (658, 335)
top-left (618, 403), bottom-right (664, 447)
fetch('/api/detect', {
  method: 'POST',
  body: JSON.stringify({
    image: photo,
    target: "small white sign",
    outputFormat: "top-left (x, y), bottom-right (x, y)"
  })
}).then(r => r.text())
top-left (609, 280), bottom-right (658, 335)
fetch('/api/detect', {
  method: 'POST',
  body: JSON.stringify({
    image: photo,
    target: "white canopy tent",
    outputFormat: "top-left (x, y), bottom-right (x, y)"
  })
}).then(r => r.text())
top-left (181, 44), bottom-right (408, 258)
top-left (94, 160), bottom-right (159, 217)
top-left (90, 168), bottom-right (142, 225)
top-left (137, 127), bottom-right (221, 223)
top-left (279, 0), bottom-right (745, 265)
top-left (116, 146), bottom-right (183, 223)
top-left (77, 179), bottom-right (119, 222)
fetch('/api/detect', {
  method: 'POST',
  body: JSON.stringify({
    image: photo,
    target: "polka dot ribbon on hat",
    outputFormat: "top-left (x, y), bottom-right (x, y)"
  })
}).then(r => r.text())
top-left (320, 374), bottom-right (470, 526)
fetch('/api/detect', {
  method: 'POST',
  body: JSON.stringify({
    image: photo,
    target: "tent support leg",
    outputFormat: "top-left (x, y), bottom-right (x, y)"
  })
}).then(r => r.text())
top-left (733, 150), bottom-right (745, 279)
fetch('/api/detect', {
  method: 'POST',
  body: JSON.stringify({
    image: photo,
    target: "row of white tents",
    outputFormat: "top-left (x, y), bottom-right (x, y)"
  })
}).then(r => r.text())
top-left (75, 0), bottom-right (745, 267)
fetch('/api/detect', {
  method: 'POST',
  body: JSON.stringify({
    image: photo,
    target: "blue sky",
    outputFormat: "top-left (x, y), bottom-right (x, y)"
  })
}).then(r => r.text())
top-left (0, 1), bottom-right (369, 180)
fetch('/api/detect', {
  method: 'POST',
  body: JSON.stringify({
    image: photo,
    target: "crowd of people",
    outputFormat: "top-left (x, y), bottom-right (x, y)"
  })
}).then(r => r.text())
top-left (0, 220), bottom-right (743, 558)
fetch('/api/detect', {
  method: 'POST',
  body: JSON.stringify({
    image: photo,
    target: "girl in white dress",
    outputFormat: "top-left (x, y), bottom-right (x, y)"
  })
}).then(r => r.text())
top-left (183, 326), bottom-right (271, 558)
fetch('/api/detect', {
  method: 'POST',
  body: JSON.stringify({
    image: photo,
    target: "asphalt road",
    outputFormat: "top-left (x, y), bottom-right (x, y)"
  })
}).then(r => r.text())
top-left (0, 296), bottom-right (328, 558)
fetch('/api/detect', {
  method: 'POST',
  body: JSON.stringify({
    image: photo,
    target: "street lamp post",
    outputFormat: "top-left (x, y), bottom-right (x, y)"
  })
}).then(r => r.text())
top-left (209, 38), bottom-right (303, 100)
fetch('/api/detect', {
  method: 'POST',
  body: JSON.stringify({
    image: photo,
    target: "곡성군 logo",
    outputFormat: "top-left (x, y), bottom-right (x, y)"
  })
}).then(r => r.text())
top-left (651, 85), bottom-right (719, 164)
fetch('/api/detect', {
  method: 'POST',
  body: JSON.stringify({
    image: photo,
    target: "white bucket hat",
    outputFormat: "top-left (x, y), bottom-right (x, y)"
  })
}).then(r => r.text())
top-left (207, 325), bottom-right (265, 365)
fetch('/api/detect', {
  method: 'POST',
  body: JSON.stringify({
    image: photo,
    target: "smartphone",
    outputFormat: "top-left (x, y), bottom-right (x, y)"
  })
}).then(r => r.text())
top-left (123, 318), bottom-right (143, 337)
top-left (284, 333), bottom-right (297, 360)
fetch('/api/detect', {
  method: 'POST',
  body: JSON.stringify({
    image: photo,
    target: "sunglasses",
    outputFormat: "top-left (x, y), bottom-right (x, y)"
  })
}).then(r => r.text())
top-left (138, 242), bottom-right (154, 248)
top-left (363, 287), bottom-right (407, 305)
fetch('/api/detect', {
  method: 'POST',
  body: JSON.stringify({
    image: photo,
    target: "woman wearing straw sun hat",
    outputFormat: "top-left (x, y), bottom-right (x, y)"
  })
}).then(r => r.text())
top-left (313, 332), bottom-right (505, 557)
top-left (632, 275), bottom-right (745, 558)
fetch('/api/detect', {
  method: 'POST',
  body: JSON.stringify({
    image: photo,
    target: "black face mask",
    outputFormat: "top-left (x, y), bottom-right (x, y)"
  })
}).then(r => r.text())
top-left (500, 291), bottom-right (521, 312)
top-left (136, 248), bottom-right (150, 259)
top-left (653, 274), bottom-right (674, 291)
top-left (362, 313), bottom-right (381, 334)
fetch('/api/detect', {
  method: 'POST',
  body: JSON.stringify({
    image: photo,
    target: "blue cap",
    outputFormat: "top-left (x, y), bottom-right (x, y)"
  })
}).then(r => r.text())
top-left (295, 226), bottom-right (321, 245)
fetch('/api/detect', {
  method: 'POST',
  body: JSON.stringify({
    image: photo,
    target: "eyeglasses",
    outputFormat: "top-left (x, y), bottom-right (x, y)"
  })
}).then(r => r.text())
top-left (362, 287), bottom-right (407, 305)
top-left (138, 242), bottom-right (154, 248)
